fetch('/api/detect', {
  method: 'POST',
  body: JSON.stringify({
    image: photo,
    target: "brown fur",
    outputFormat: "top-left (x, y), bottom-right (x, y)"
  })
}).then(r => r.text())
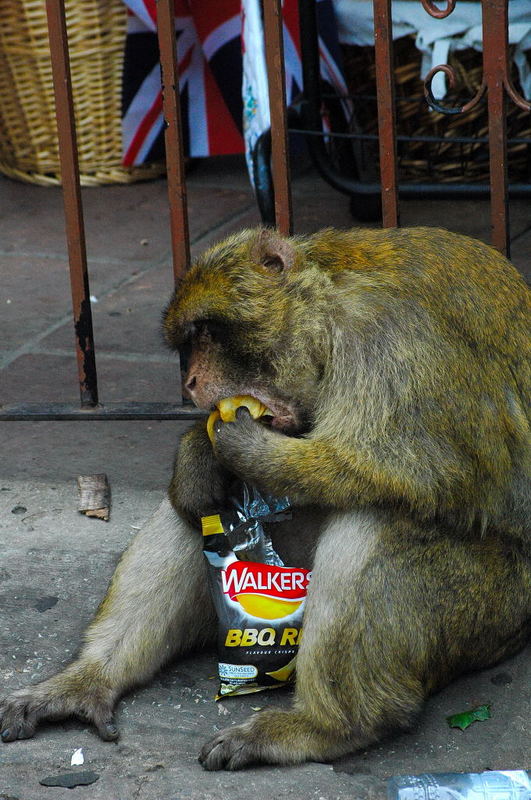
top-left (1, 226), bottom-right (529, 771)
top-left (166, 226), bottom-right (530, 538)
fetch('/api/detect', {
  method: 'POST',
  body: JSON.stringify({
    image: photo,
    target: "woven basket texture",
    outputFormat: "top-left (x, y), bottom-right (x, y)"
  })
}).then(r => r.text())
top-left (342, 36), bottom-right (531, 184)
top-left (0, 0), bottom-right (165, 186)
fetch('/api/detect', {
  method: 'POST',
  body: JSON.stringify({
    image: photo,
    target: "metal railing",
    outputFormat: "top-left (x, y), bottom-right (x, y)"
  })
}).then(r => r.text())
top-left (292, 0), bottom-right (531, 253)
top-left (1, 0), bottom-right (527, 421)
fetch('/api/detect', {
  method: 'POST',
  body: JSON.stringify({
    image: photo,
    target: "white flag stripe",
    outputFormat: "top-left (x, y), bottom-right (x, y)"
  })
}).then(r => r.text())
top-left (203, 14), bottom-right (241, 61)
top-left (133, 110), bottom-right (165, 165)
top-left (187, 42), bottom-right (210, 157)
top-left (123, 63), bottom-right (162, 155)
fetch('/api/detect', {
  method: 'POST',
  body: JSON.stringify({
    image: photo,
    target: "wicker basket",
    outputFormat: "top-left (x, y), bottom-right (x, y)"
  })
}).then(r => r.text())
top-left (0, 0), bottom-right (165, 186)
top-left (342, 36), bottom-right (531, 184)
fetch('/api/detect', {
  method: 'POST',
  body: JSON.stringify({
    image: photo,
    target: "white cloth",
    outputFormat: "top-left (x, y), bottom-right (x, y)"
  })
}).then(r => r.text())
top-left (242, 0), bottom-right (271, 179)
top-left (333, 0), bottom-right (531, 99)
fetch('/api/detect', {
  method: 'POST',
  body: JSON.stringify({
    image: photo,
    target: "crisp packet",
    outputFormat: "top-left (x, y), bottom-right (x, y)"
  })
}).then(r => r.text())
top-left (201, 483), bottom-right (310, 698)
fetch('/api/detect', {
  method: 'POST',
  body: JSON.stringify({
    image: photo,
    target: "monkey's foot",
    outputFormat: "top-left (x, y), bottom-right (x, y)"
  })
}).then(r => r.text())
top-left (199, 710), bottom-right (349, 771)
top-left (0, 667), bottom-right (119, 742)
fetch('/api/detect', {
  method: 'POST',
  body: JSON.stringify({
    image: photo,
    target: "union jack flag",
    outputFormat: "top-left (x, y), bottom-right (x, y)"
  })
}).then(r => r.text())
top-left (121, 0), bottom-right (347, 167)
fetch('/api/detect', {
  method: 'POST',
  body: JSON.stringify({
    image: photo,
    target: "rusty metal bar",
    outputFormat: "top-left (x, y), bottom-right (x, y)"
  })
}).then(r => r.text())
top-left (372, 0), bottom-right (400, 227)
top-left (482, 0), bottom-right (510, 257)
top-left (262, 0), bottom-right (293, 236)
top-left (156, 0), bottom-right (191, 280)
top-left (0, 403), bottom-right (205, 421)
top-left (45, 0), bottom-right (98, 407)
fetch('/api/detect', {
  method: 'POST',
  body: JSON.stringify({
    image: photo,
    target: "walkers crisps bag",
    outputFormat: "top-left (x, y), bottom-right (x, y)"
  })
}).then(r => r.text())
top-left (202, 483), bottom-right (310, 698)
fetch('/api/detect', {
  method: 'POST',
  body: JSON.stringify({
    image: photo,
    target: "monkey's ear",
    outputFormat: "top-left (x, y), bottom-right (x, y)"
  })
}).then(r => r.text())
top-left (252, 228), bottom-right (295, 273)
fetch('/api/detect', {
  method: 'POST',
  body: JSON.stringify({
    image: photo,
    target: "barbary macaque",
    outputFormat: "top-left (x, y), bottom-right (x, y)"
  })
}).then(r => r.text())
top-left (1, 226), bottom-right (529, 771)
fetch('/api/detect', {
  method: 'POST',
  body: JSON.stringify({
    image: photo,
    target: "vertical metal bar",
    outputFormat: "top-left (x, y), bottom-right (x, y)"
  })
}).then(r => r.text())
top-left (482, 0), bottom-right (510, 256)
top-left (45, 0), bottom-right (98, 407)
top-left (298, 0), bottom-right (322, 133)
top-left (262, 0), bottom-right (293, 236)
top-left (156, 0), bottom-right (191, 280)
top-left (372, 0), bottom-right (399, 227)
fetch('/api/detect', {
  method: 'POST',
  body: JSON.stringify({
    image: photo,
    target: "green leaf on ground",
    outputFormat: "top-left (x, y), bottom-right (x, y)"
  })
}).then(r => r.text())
top-left (446, 704), bottom-right (491, 731)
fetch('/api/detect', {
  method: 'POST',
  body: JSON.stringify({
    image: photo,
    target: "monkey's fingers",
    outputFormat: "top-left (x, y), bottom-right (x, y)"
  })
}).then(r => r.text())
top-left (212, 405), bottom-right (251, 436)
top-left (0, 694), bottom-right (38, 741)
top-left (93, 717), bottom-right (119, 741)
top-left (217, 396), bottom-right (269, 423)
top-left (0, 679), bottom-right (119, 743)
top-left (208, 396), bottom-right (271, 444)
top-left (212, 405), bottom-right (274, 474)
top-left (199, 723), bottom-right (257, 771)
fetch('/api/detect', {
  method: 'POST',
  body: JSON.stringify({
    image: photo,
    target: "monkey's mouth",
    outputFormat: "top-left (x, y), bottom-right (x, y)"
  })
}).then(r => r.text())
top-left (207, 391), bottom-right (300, 435)
top-left (241, 392), bottom-right (301, 435)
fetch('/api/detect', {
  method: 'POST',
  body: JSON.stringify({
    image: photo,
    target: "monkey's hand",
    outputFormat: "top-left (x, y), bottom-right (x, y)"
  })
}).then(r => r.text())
top-left (169, 419), bottom-right (233, 527)
top-left (0, 664), bottom-right (118, 743)
top-left (213, 407), bottom-right (291, 494)
top-left (213, 407), bottom-right (443, 513)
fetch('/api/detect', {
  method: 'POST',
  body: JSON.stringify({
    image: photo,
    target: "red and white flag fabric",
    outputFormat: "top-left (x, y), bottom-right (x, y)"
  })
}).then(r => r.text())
top-left (121, 0), bottom-right (348, 168)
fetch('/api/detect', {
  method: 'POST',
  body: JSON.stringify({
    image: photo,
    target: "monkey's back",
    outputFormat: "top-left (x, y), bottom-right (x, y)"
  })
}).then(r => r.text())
top-left (304, 226), bottom-right (530, 537)
top-left (308, 226), bottom-right (530, 411)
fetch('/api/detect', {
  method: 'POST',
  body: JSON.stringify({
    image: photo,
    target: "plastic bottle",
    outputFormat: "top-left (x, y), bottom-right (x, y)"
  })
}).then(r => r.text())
top-left (387, 771), bottom-right (531, 800)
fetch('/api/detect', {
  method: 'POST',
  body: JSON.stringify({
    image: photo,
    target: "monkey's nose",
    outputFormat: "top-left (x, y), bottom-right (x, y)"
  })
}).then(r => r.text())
top-left (184, 375), bottom-right (197, 394)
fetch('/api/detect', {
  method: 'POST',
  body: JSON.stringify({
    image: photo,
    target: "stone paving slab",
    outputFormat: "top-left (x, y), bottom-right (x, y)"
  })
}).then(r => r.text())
top-left (0, 353), bottom-right (182, 405)
top-left (39, 268), bottom-right (178, 358)
top-left (0, 166), bottom-right (258, 265)
top-left (0, 421), bottom-right (188, 490)
top-left (2, 256), bottom-right (72, 353)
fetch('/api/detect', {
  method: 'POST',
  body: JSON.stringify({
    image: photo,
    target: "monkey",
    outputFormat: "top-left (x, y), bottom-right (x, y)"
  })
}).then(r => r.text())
top-left (1, 225), bottom-right (529, 771)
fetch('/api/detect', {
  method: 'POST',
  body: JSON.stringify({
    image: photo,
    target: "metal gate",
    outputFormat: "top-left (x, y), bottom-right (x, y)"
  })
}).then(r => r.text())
top-left (1, 0), bottom-right (529, 421)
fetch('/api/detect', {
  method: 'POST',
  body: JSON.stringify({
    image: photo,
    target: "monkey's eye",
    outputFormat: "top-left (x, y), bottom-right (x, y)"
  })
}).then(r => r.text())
top-left (178, 335), bottom-right (192, 362)
top-left (175, 321), bottom-right (196, 357)
top-left (197, 318), bottom-right (227, 344)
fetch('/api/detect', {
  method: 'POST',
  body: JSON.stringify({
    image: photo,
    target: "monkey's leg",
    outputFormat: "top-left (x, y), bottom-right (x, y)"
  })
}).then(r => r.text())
top-left (200, 509), bottom-right (530, 770)
top-left (1, 497), bottom-right (215, 742)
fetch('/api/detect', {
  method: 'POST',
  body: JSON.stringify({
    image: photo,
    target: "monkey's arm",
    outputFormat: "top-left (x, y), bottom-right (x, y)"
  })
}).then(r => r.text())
top-left (169, 419), bottom-right (233, 526)
top-left (213, 409), bottom-right (470, 520)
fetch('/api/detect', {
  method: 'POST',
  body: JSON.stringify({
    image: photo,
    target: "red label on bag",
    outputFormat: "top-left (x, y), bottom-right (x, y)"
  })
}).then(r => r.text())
top-left (221, 562), bottom-right (310, 620)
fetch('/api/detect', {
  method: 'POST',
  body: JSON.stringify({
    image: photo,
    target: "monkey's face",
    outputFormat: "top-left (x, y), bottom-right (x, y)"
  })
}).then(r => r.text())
top-left (177, 320), bottom-right (301, 434)
top-left (162, 228), bottom-right (323, 436)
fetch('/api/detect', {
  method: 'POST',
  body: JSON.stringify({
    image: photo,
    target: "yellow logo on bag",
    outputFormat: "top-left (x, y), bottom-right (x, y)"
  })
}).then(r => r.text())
top-left (222, 562), bottom-right (310, 620)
